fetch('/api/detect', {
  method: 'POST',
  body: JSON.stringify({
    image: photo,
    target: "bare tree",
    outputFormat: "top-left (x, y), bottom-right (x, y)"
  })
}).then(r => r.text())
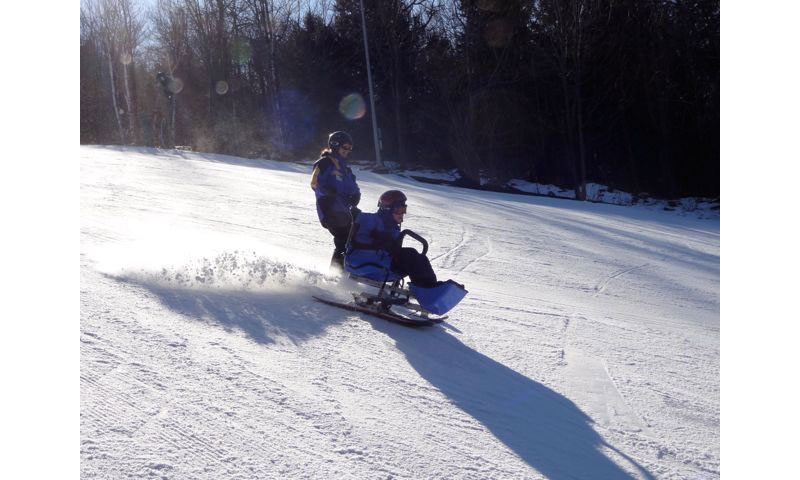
top-left (152, 0), bottom-right (191, 146)
top-left (296, 0), bottom-right (334, 24)
top-left (152, 0), bottom-right (191, 73)
top-left (535, 0), bottom-right (590, 199)
top-left (379, 0), bottom-right (435, 167)
top-left (83, 0), bottom-right (127, 143)
top-left (117, 0), bottom-right (147, 143)
top-left (82, 0), bottom-right (147, 144)
top-left (243, 0), bottom-right (287, 146)
top-left (182, 0), bottom-right (227, 118)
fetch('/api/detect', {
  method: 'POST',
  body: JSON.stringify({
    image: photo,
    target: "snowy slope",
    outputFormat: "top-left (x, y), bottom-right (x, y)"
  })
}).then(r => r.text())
top-left (80, 145), bottom-right (719, 479)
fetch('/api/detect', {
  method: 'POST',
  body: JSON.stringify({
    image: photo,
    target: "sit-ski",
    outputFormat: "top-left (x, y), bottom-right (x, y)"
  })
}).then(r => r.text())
top-left (313, 229), bottom-right (468, 327)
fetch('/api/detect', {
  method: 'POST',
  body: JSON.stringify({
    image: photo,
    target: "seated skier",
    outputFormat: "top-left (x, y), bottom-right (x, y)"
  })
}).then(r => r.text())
top-left (345, 190), bottom-right (438, 288)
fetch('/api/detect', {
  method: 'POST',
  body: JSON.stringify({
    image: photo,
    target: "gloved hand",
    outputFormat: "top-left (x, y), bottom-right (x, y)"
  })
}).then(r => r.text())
top-left (348, 192), bottom-right (361, 207)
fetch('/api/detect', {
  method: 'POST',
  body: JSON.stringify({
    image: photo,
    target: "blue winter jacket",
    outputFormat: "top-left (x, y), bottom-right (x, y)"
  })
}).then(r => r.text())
top-left (345, 210), bottom-right (401, 272)
top-left (310, 152), bottom-right (360, 227)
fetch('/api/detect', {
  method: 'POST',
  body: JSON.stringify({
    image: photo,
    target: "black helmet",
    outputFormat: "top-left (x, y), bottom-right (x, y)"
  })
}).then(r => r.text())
top-left (328, 131), bottom-right (353, 150)
top-left (378, 190), bottom-right (407, 212)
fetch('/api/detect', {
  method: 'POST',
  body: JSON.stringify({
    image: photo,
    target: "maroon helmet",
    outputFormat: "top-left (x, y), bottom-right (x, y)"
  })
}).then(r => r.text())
top-left (378, 190), bottom-right (407, 212)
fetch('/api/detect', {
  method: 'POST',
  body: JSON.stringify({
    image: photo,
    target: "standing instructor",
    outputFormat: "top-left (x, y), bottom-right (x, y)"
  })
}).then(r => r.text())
top-left (311, 131), bottom-right (361, 271)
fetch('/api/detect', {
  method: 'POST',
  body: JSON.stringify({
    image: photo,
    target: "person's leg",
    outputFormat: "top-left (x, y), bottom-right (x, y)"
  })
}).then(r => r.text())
top-left (391, 247), bottom-right (437, 287)
top-left (329, 250), bottom-right (344, 270)
top-left (330, 225), bottom-right (352, 269)
top-left (319, 201), bottom-right (352, 272)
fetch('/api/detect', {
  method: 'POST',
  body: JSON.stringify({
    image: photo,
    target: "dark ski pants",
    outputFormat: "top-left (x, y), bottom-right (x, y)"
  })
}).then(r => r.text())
top-left (391, 247), bottom-right (437, 288)
top-left (319, 202), bottom-right (353, 269)
top-left (327, 224), bottom-right (350, 269)
top-left (327, 224), bottom-right (350, 254)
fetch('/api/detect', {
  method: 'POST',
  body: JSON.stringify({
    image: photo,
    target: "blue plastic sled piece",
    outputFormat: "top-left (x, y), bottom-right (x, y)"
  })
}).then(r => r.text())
top-left (344, 249), bottom-right (402, 282)
top-left (409, 280), bottom-right (468, 315)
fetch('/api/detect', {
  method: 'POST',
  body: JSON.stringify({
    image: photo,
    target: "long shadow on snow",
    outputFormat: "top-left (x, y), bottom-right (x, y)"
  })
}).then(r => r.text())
top-left (369, 320), bottom-right (655, 480)
top-left (115, 276), bottom-right (341, 345)
top-left (119, 272), bottom-right (655, 478)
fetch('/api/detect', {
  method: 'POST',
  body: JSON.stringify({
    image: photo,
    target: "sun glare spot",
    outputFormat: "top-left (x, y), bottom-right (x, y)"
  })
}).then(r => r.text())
top-left (339, 93), bottom-right (366, 120)
top-left (168, 77), bottom-right (184, 94)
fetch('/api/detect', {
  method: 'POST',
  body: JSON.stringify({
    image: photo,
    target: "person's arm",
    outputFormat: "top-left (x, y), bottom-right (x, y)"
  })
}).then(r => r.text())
top-left (311, 157), bottom-right (337, 196)
top-left (344, 166), bottom-right (360, 206)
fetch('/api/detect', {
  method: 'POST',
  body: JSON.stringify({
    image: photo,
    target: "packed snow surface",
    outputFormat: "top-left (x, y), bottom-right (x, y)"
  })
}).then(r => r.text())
top-left (81, 145), bottom-right (719, 479)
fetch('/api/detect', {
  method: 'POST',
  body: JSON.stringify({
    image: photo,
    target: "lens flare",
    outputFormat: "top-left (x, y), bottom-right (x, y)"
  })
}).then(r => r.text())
top-left (339, 93), bottom-right (366, 120)
top-left (167, 77), bottom-right (184, 94)
top-left (215, 81), bottom-right (229, 95)
top-left (120, 53), bottom-right (132, 65)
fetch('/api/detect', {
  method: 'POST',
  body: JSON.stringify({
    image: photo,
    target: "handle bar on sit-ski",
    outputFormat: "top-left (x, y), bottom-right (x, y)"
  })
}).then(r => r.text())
top-left (398, 229), bottom-right (428, 256)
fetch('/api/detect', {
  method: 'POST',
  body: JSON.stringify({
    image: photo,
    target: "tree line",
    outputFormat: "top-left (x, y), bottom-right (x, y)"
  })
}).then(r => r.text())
top-left (80, 0), bottom-right (719, 198)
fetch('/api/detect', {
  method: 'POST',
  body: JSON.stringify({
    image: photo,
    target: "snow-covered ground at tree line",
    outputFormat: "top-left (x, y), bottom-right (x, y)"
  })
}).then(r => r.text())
top-left (80, 145), bottom-right (719, 479)
top-left (393, 167), bottom-right (719, 220)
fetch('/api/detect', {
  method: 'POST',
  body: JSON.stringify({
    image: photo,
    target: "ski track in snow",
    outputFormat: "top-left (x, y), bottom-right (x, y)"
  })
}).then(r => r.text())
top-left (431, 226), bottom-right (492, 274)
top-left (81, 146), bottom-right (719, 479)
top-left (594, 264), bottom-right (652, 297)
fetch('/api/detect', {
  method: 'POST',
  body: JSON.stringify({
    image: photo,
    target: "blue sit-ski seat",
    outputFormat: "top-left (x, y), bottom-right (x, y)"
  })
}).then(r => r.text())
top-left (344, 249), bottom-right (402, 282)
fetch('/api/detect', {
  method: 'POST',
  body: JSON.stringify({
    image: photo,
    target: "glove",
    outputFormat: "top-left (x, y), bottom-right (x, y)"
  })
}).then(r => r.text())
top-left (348, 192), bottom-right (361, 207)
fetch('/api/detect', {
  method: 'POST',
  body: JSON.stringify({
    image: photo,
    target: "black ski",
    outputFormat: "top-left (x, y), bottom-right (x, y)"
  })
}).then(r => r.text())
top-left (313, 295), bottom-right (439, 327)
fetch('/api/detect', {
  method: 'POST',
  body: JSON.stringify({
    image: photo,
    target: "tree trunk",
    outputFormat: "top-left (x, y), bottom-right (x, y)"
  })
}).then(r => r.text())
top-left (107, 50), bottom-right (125, 143)
top-left (122, 61), bottom-right (135, 143)
top-left (170, 96), bottom-right (177, 148)
top-left (574, 5), bottom-right (587, 201)
top-left (558, 59), bottom-right (578, 197)
top-left (265, 2), bottom-right (285, 147)
top-left (575, 81), bottom-right (587, 201)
